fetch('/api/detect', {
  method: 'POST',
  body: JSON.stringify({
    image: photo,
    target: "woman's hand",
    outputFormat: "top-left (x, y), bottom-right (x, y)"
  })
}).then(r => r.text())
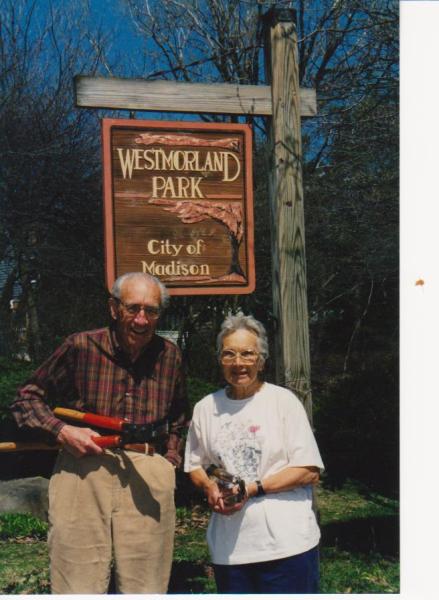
top-left (203, 479), bottom-right (224, 512)
top-left (214, 483), bottom-right (248, 515)
top-left (189, 468), bottom-right (249, 515)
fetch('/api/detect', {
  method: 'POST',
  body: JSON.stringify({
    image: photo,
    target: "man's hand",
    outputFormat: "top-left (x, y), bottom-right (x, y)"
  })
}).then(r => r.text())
top-left (56, 424), bottom-right (104, 458)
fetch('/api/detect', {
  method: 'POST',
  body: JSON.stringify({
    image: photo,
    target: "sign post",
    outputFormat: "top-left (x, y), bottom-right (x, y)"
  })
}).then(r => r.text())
top-left (264, 7), bottom-right (313, 418)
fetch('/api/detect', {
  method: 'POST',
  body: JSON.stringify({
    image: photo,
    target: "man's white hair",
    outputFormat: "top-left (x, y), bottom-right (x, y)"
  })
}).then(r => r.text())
top-left (111, 272), bottom-right (170, 309)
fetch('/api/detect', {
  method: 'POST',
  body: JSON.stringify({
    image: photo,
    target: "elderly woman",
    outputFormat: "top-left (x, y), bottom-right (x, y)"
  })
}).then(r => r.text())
top-left (184, 313), bottom-right (324, 594)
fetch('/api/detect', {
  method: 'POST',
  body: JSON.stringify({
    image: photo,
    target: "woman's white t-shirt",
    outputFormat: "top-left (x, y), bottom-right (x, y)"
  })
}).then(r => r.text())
top-left (184, 382), bottom-right (325, 565)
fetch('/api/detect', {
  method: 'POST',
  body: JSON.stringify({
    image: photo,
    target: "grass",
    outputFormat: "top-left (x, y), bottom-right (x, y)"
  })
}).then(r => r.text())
top-left (320, 547), bottom-right (399, 594)
top-left (317, 479), bottom-right (398, 525)
top-left (0, 541), bottom-right (50, 594)
top-left (170, 505), bottom-right (215, 593)
top-left (317, 479), bottom-right (399, 594)
top-left (173, 505), bottom-right (210, 563)
top-left (0, 479), bottom-right (399, 594)
top-left (0, 514), bottom-right (50, 594)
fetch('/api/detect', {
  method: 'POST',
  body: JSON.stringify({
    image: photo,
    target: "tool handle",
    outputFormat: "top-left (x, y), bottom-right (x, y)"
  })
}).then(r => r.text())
top-left (54, 407), bottom-right (127, 432)
top-left (92, 435), bottom-right (122, 448)
top-left (87, 437), bottom-right (149, 453)
top-left (0, 438), bottom-right (148, 453)
top-left (0, 438), bottom-right (119, 451)
top-left (0, 442), bottom-right (61, 452)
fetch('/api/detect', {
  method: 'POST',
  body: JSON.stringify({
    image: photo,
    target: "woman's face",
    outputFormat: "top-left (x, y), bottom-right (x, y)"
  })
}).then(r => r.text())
top-left (221, 329), bottom-right (264, 397)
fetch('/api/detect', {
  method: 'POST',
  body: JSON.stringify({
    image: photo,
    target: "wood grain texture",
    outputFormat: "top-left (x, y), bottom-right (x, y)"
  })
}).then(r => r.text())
top-left (75, 76), bottom-right (316, 117)
top-left (266, 18), bottom-right (313, 420)
top-left (102, 119), bottom-right (255, 295)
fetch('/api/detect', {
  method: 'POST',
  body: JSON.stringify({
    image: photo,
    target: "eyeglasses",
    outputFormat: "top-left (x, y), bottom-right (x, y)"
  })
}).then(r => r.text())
top-left (112, 297), bottom-right (161, 319)
top-left (220, 349), bottom-right (260, 365)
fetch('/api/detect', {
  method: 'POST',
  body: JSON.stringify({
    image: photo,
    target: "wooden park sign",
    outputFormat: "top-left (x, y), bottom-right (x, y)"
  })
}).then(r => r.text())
top-left (102, 118), bottom-right (255, 295)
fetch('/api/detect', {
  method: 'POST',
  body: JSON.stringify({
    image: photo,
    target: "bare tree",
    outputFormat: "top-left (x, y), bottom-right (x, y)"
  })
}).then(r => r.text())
top-left (119, 0), bottom-right (398, 305)
top-left (122, 0), bottom-right (265, 84)
top-left (0, 0), bottom-right (112, 359)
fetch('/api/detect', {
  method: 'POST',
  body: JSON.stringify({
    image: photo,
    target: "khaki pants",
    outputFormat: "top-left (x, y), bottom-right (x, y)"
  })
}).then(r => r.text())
top-left (48, 449), bottom-right (176, 594)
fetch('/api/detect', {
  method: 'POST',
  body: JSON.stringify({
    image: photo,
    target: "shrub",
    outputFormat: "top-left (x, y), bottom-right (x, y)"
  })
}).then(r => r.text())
top-left (0, 357), bottom-right (35, 423)
top-left (0, 513), bottom-right (48, 540)
top-left (314, 360), bottom-right (398, 497)
top-left (187, 377), bottom-right (218, 411)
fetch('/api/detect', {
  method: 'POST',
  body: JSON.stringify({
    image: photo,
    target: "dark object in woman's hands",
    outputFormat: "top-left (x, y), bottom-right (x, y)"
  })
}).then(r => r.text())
top-left (206, 465), bottom-right (246, 506)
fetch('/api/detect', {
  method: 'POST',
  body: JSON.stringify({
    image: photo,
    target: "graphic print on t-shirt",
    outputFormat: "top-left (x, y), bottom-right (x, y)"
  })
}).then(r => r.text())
top-left (212, 419), bottom-right (263, 480)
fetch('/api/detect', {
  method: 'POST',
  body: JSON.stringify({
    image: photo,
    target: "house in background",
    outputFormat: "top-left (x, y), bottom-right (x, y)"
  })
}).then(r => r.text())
top-left (0, 260), bottom-right (25, 358)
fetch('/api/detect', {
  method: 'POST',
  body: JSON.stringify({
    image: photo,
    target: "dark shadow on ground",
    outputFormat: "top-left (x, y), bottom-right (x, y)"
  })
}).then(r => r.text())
top-left (106, 562), bottom-right (213, 594)
top-left (321, 515), bottom-right (399, 557)
top-left (0, 453), bottom-right (56, 480)
top-left (169, 562), bottom-right (214, 594)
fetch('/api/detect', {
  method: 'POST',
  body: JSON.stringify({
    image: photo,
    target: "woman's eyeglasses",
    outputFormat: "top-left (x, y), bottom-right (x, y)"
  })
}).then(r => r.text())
top-left (220, 349), bottom-right (260, 364)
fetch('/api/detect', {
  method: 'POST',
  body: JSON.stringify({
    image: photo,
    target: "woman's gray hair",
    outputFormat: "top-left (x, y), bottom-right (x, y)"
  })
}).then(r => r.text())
top-left (216, 312), bottom-right (269, 362)
top-left (111, 272), bottom-right (170, 309)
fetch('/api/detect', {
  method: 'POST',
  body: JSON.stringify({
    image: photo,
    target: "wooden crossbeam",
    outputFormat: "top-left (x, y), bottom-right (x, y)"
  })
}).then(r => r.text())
top-left (74, 75), bottom-right (316, 117)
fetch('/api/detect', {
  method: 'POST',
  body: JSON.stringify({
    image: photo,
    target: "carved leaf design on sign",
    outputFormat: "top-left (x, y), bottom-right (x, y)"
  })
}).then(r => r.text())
top-left (149, 199), bottom-right (243, 242)
top-left (135, 133), bottom-right (240, 151)
top-left (148, 198), bottom-right (245, 278)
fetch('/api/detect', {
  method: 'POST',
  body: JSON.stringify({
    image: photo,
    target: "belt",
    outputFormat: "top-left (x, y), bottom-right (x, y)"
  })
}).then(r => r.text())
top-left (119, 443), bottom-right (156, 456)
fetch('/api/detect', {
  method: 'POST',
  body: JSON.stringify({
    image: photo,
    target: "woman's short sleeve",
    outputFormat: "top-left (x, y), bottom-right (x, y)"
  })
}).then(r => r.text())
top-left (184, 401), bottom-right (207, 472)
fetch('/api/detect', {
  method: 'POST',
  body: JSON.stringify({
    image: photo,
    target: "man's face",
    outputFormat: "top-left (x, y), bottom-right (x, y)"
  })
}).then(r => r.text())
top-left (110, 278), bottom-right (162, 354)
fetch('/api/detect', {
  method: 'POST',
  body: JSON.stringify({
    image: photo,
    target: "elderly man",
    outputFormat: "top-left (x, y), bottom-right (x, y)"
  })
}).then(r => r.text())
top-left (11, 272), bottom-right (188, 594)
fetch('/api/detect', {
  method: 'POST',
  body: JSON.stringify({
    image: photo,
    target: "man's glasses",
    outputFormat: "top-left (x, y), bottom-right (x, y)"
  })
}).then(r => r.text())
top-left (112, 297), bottom-right (161, 319)
top-left (220, 349), bottom-right (260, 365)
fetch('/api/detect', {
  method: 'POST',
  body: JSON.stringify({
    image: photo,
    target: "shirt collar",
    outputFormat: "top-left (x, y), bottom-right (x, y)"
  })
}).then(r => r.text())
top-left (107, 323), bottom-right (165, 366)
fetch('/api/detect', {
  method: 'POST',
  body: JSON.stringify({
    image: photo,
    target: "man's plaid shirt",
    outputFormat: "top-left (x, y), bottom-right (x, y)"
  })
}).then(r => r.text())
top-left (11, 327), bottom-right (189, 466)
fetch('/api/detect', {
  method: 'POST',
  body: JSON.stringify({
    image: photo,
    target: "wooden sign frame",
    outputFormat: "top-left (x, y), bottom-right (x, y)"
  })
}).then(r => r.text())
top-left (102, 118), bottom-right (255, 295)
